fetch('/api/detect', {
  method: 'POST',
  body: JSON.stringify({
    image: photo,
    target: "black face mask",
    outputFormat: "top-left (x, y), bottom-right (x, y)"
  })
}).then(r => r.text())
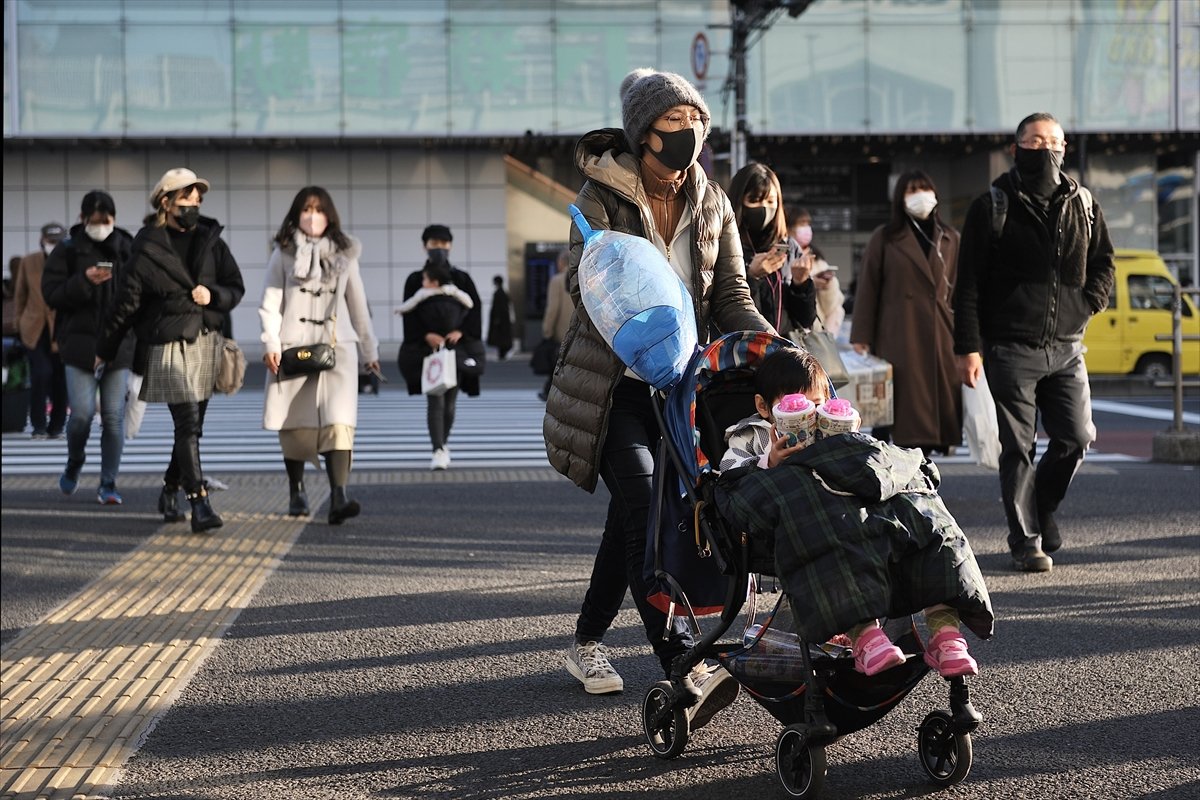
top-left (174, 205), bottom-right (201, 230)
top-left (741, 206), bottom-right (777, 252)
top-left (426, 248), bottom-right (449, 265)
top-left (647, 126), bottom-right (700, 172)
top-left (1014, 146), bottom-right (1064, 199)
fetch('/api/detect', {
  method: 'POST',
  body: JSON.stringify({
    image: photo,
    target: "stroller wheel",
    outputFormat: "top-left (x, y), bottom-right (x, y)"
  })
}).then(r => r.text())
top-left (775, 725), bottom-right (827, 798)
top-left (917, 710), bottom-right (973, 786)
top-left (642, 681), bottom-right (689, 759)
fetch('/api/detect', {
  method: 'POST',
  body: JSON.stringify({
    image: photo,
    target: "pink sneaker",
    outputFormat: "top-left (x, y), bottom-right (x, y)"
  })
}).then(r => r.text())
top-left (923, 630), bottom-right (979, 678)
top-left (853, 627), bottom-right (906, 676)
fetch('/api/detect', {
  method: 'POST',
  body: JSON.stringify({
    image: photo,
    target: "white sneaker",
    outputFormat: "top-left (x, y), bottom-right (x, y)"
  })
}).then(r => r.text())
top-left (564, 640), bottom-right (624, 694)
top-left (430, 448), bottom-right (450, 471)
top-left (683, 662), bottom-right (739, 731)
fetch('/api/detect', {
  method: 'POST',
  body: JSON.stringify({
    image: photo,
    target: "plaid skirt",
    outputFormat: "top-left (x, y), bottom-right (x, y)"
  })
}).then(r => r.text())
top-left (140, 331), bottom-right (222, 404)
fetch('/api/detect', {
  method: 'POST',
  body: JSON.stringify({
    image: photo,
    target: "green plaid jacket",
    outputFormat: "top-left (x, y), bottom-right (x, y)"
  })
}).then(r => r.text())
top-left (714, 432), bottom-right (994, 643)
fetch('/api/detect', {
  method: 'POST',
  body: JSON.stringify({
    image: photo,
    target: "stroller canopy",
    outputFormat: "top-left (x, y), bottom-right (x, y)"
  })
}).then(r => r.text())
top-left (664, 330), bottom-right (799, 486)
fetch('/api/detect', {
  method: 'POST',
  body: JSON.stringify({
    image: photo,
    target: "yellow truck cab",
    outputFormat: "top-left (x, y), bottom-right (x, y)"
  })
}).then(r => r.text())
top-left (1083, 249), bottom-right (1200, 377)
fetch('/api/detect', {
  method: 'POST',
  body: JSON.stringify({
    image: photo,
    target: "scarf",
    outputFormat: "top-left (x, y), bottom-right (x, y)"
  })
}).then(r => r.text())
top-left (292, 231), bottom-right (345, 282)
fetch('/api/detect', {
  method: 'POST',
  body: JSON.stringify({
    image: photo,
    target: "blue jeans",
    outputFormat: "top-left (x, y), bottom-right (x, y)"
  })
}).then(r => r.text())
top-left (574, 377), bottom-right (693, 678)
top-left (64, 364), bottom-right (129, 489)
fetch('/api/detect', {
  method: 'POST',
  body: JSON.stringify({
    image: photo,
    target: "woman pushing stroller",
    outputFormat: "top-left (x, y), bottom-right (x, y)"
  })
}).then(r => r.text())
top-left (715, 346), bottom-right (993, 678)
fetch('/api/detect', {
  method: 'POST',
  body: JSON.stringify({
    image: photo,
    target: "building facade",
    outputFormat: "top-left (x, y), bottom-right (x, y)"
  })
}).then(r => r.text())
top-left (5, 0), bottom-right (1197, 349)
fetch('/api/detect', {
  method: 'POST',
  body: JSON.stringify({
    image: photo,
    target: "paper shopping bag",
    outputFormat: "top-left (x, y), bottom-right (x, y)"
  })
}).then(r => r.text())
top-left (421, 346), bottom-right (457, 396)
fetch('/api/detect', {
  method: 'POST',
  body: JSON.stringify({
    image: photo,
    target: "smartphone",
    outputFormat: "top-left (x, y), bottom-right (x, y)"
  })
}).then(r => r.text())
top-left (95, 261), bottom-right (113, 272)
top-left (367, 364), bottom-right (389, 383)
top-left (772, 242), bottom-right (790, 254)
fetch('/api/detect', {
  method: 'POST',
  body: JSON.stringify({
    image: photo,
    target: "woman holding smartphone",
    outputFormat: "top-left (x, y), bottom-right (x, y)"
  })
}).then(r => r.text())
top-left (42, 190), bottom-right (136, 504)
top-left (728, 162), bottom-right (817, 337)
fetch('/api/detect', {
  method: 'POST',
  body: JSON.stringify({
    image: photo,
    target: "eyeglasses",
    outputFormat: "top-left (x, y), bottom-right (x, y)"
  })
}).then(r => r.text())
top-left (656, 111), bottom-right (707, 131)
top-left (1019, 135), bottom-right (1066, 151)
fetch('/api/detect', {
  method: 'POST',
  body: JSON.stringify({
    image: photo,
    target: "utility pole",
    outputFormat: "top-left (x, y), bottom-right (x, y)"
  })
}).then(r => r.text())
top-left (726, 0), bottom-right (815, 174)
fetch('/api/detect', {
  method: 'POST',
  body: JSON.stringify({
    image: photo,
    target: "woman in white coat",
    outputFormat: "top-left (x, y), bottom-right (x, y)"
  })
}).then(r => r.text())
top-left (259, 187), bottom-right (379, 524)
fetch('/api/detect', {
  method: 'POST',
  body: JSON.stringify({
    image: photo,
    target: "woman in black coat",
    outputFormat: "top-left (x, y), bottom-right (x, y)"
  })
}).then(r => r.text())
top-left (487, 275), bottom-right (514, 360)
top-left (97, 168), bottom-right (245, 533)
top-left (42, 190), bottom-right (136, 503)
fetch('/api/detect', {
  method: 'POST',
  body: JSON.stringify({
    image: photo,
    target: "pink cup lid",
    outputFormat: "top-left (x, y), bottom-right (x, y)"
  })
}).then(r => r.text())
top-left (776, 393), bottom-right (814, 413)
top-left (820, 398), bottom-right (856, 418)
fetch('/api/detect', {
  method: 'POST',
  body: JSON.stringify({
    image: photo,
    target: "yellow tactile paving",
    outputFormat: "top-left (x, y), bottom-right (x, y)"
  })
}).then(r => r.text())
top-left (1, 478), bottom-right (328, 800)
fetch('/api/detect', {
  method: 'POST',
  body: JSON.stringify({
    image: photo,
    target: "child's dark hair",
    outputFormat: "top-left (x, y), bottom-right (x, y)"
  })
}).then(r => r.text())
top-left (424, 260), bottom-right (453, 286)
top-left (755, 347), bottom-right (829, 403)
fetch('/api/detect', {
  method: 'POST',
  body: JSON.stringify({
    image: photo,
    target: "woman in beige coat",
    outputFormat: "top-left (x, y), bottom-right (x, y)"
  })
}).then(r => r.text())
top-left (259, 187), bottom-right (379, 524)
top-left (850, 170), bottom-right (961, 452)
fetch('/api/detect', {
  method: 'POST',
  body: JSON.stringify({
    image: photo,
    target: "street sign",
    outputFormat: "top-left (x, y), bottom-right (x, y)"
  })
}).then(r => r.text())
top-left (692, 32), bottom-right (710, 81)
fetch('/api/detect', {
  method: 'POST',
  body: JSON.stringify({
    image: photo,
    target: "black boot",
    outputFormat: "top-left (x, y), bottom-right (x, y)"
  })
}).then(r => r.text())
top-left (188, 491), bottom-right (224, 534)
top-left (288, 480), bottom-right (310, 517)
top-left (159, 484), bottom-right (186, 523)
top-left (327, 486), bottom-right (360, 525)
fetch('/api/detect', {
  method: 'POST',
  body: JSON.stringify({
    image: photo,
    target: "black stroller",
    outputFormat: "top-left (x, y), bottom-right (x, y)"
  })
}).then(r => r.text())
top-left (639, 331), bottom-right (982, 798)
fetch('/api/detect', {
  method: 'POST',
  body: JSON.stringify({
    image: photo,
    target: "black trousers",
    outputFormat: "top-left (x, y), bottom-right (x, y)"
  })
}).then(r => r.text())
top-left (426, 386), bottom-right (458, 450)
top-left (27, 329), bottom-right (66, 435)
top-left (165, 398), bottom-right (210, 495)
top-left (574, 377), bottom-right (693, 677)
top-left (983, 341), bottom-right (1096, 553)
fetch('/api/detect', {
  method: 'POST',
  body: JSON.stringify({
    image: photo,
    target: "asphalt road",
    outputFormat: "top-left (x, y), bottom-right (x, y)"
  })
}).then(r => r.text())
top-left (5, 456), bottom-right (1197, 800)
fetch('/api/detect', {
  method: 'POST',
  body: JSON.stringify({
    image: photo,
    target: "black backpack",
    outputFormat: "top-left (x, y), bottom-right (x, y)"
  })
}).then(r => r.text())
top-left (989, 184), bottom-right (1094, 243)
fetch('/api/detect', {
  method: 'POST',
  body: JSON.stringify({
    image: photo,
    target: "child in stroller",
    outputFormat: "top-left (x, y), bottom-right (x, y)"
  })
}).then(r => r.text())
top-left (716, 346), bottom-right (988, 679)
top-left (641, 331), bottom-right (990, 798)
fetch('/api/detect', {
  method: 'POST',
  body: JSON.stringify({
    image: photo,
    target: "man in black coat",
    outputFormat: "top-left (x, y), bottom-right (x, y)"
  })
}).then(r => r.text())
top-left (953, 112), bottom-right (1115, 573)
top-left (397, 224), bottom-right (483, 471)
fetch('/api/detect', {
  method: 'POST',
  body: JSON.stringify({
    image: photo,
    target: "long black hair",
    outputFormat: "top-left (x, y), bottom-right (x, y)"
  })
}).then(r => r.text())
top-left (274, 186), bottom-right (351, 252)
top-left (80, 190), bottom-right (116, 220)
top-left (728, 162), bottom-right (788, 254)
top-left (883, 170), bottom-right (942, 239)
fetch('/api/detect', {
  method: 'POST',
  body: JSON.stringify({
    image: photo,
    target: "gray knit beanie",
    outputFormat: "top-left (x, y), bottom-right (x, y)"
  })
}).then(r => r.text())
top-left (620, 68), bottom-right (711, 158)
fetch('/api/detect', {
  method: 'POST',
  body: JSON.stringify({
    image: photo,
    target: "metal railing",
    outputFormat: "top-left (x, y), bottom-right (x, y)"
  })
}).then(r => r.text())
top-left (1153, 285), bottom-right (1200, 432)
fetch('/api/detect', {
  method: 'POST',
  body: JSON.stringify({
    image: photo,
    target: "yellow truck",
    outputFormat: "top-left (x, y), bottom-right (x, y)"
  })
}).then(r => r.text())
top-left (1083, 249), bottom-right (1200, 377)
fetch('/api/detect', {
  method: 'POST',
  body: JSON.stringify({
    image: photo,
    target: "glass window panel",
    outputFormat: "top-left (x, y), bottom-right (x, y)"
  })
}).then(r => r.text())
top-left (232, 0), bottom-right (336, 24)
top-left (121, 0), bottom-right (231, 24)
top-left (1128, 274), bottom-right (1176, 310)
top-left (554, 0), bottom-right (659, 26)
top-left (1076, 22), bottom-right (1170, 130)
top-left (967, 0), bottom-right (1074, 25)
top-left (660, 23), bottom-right (726, 97)
top-left (1158, 164), bottom-right (1195, 256)
top-left (16, 0), bottom-right (122, 23)
top-left (1179, 26), bottom-right (1200, 130)
top-left (448, 0), bottom-right (553, 25)
top-left (865, 23), bottom-right (966, 132)
top-left (757, 22), bottom-right (867, 133)
top-left (3, 23), bottom-right (10, 135)
top-left (968, 24), bottom-right (1074, 133)
top-left (553, 24), bottom-right (658, 134)
top-left (447, 23), bottom-right (553, 134)
top-left (125, 25), bottom-right (233, 133)
top-left (234, 25), bottom-right (340, 134)
top-left (18, 24), bottom-right (124, 134)
top-left (342, 0), bottom-right (446, 24)
top-left (342, 25), bottom-right (449, 135)
top-left (1089, 154), bottom-right (1157, 250)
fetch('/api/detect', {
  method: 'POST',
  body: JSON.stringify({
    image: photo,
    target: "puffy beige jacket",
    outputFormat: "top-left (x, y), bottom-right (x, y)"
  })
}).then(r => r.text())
top-left (542, 129), bottom-right (771, 492)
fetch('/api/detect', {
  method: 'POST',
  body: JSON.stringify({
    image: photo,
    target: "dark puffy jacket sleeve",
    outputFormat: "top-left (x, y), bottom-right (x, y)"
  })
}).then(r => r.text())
top-left (97, 245), bottom-right (146, 362)
top-left (41, 243), bottom-right (94, 313)
top-left (708, 186), bottom-right (773, 335)
top-left (951, 194), bottom-right (991, 355)
top-left (206, 238), bottom-right (245, 314)
top-left (456, 270), bottom-right (483, 340)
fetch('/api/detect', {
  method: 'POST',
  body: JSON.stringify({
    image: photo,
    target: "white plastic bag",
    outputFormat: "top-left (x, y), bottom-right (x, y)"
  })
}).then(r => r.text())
top-left (421, 346), bottom-right (457, 396)
top-left (124, 373), bottom-right (147, 440)
top-left (962, 370), bottom-right (1001, 470)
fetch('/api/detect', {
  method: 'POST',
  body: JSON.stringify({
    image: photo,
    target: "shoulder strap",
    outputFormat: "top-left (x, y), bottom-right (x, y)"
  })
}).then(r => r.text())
top-left (1077, 186), bottom-right (1094, 243)
top-left (989, 185), bottom-right (1007, 242)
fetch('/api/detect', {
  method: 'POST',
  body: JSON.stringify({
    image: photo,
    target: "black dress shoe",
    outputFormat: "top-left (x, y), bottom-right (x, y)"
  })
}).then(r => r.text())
top-left (1012, 545), bottom-right (1053, 572)
top-left (1039, 510), bottom-right (1062, 553)
top-left (188, 492), bottom-right (224, 534)
top-left (328, 486), bottom-right (360, 525)
top-left (159, 485), bottom-right (187, 523)
top-left (288, 481), bottom-right (310, 517)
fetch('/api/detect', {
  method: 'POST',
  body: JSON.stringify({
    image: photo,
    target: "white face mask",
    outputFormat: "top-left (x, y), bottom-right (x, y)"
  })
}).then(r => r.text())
top-left (85, 224), bottom-right (114, 242)
top-left (905, 190), bottom-right (937, 220)
top-left (299, 210), bottom-right (328, 238)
